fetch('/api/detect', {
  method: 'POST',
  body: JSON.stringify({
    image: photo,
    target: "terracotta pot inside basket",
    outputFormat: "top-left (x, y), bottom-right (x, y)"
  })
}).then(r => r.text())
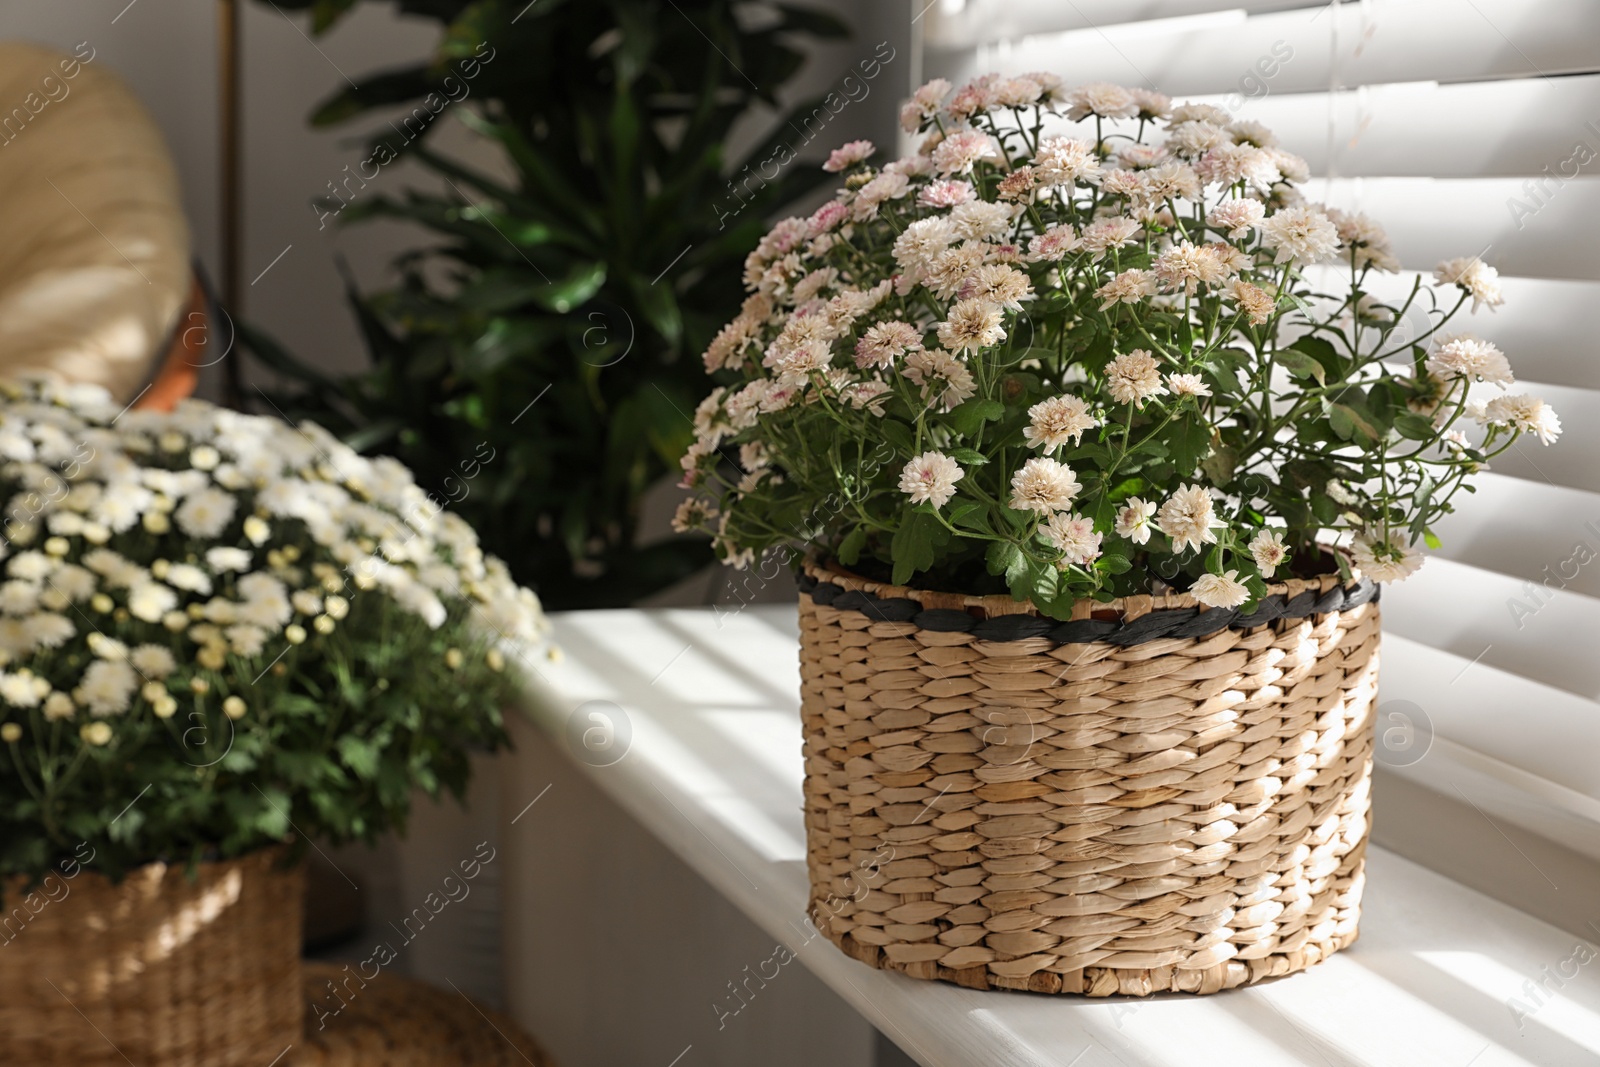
top-left (798, 557), bottom-right (1380, 997)
top-left (0, 847), bottom-right (305, 1065)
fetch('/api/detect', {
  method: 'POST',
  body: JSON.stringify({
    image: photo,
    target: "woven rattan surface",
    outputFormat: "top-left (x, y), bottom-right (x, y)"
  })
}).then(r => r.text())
top-left (800, 559), bottom-right (1379, 996)
top-left (293, 963), bottom-right (554, 1066)
top-left (0, 847), bottom-right (304, 1064)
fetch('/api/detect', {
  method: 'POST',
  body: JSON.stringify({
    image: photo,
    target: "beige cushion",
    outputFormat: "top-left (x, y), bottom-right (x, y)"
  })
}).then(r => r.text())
top-left (0, 41), bottom-right (190, 403)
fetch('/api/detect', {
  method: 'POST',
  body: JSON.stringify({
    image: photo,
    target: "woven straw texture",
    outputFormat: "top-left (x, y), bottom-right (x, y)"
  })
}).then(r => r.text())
top-left (292, 963), bottom-right (555, 1066)
top-left (0, 847), bottom-right (304, 1064)
top-left (800, 559), bottom-right (1380, 996)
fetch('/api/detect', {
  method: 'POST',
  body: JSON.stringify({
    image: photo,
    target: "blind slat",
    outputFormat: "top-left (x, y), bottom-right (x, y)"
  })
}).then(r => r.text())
top-left (929, 0), bottom-right (1600, 98)
top-left (1385, 556), bottom-right (1600, 702)
top-left (921, 0), bottom-right (1314, 50)
top-left (1215, 74), bottom-right (1600, 178)
top-left (1430, 473), bottom-right (1600, 598)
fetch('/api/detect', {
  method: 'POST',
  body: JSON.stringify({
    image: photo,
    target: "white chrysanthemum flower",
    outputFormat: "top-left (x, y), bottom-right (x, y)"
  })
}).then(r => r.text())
top-left (92, 482), bottom-right (155, 533)
top-left (206, 547), bottom-right (252, 573)
top-left (964, 265), bottom-right (1032, 310)
top-left (1027, 224), bottom-right (1080, 262)
top-left (899, 452), bottom-right (964, 509)
top-left (1434, 257), bottom-right (1505, 312)
top-left (0, 581), bottom-right (39, 617)
top-left (1249, 529), bottom-right (1289, 579)
top-left (165, 563), bottom-right (212, 595)
top-left (8, 551), bottom-right (54, 582)
top-left (948, 200), bottom-right (1015, 241)
top-left (128, 581), bottom-right (178, 624)
top-left (1078, 217), bottom-right (1142, 258)
top-left (75, 660), bottom-right (139, 717)
top-left (1009, 457), bottom-right (1082, 514)
top-left (1227, 279), bottom-right (1276, 325)
top-left (1192, 570), bottom-right (1250, 608)
top-left (1114, 498), bottom-right (1157, 545)
top-left (1167, 373), bottom-right (1212, 397)
top-left (1104, 350), bottom-right (1168, 407)
top-left (1024, 395), bottom-right (1099, 451)
top-left (1259, 205), bottom-right (1340, 264)
top-left (1158, 484), bottom-right (1223, 553)
top-left (88, 633), bottom-right (128, 661)
top-left (1352, 536), bottom-right (1425, 583)
top-left (1425, 336), bottom-right (1514, 385)
top-left (1482, 394), bottom-right (1561, 445)
top-left (130, 644), bottom-right (177, 679)
top-left (226, 624), bottom-right (269, 658)
top-left (174, 487), bottom-right (237, 539)
top-left (0, 670), bottom-right (44, 707)
top-left (1042, 512), bottom-right (1102, 566)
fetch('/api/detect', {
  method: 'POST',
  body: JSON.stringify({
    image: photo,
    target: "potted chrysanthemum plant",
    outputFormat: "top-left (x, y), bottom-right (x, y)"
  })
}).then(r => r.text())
top-left (0, 379), bottom-right (546, 1064)
top-left (678, 75), bottom-right (1558, 998)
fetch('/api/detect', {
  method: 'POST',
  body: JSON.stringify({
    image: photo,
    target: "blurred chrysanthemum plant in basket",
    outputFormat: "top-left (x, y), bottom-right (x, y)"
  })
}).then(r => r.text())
top-left (0, 380), bottom-right (547, 885)
top-left (679, 75), bottom-right (1561, 615)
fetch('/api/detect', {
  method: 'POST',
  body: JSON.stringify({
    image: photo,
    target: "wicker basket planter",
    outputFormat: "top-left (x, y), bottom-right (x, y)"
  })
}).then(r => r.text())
top-left (799, 557), bottom-right (1380, 996)
top-left (0, 847), bottom-right (305, 1065)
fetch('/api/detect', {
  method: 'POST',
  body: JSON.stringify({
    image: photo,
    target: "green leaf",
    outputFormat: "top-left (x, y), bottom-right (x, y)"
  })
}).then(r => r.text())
top-left (1167, 418), bottom-right (1211, 475)
top-left (943, 398), bottom-right (1005, 437)
top-left (890, 509), bottom-right (946, 586)
top-left (836, 525), bottom-right (867, 566)
top-left (1099, 553), bottom-right (1132, 575)
top-left (1394, 413), bottom-right (1436, 441)
top-left (1328, 402), bottom-right (1380, 445)
top-left (1276, 349), bottom-right (1326, 386)
top-left (1423, 528), bottom-right (1443, 550)
top-left (337, 735), bottom-right (381, 781)
top-left (946, 448), bottom-right (990, 466)
top-left (948, 501), bottom-right (985, 530)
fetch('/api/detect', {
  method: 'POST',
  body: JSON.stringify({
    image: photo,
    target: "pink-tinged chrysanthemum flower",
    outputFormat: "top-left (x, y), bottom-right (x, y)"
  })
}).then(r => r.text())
top-left (671, 498), bottom-right (718, 534)
top-left (900, 78), bottom-right (952, 132)
top-left (823, 139), bottom-right (875, 173)
top-left (854, 321), bottom-right (922, 369)
top-left (1009, 457), bottom-right (1082, 514)
top-left (946, 74), bottom-right (999, 123)
top-left (1352, 536), bottom-right (1425, 583)
top-left (1425, 336), bottom-right (1514, 385)
top-left (1032, 136), bottom-right (1102, 186)
top-left (1153, 241), bottom-right (1231, 296)
top-left (1104, 349), bottom-right (1167, 407)
top-left (1043, 512), bottom-right (1102, 566)
top-left (1128, 88), bottom-right (1172, 120)
top-left (918, 180), bottom-right (974, 209)
top-left (1117, 142), bottom-right (1170, 169)
top-left (1065, 82), bottom-right (1137, 121)
top-left (1192, 570), bottom-right (1250, 608)
top-left (1078, 217), bottom-right (1142, 258)
top-left (841, 380), bottom-right (891, 414)
top-left (1095, 268), bottom-right (1157, 310)
top-left (963, 265), bottom-right (1032, 310)
top-left (904, 348), bottom-right (977, 411)
top-left (1025, 395), bottom-right (1098, 450)
top-left (922, 243), bottom-right (988, 300)
top-left (1114, 497), bottom-right (1157, 545)
top-left (1228, 119), bottom-right (1278, 148)
top-left (1207, 199), bottom-right (1265, 239)
top-left (932, 130), bottom-right (1000, 175)
top-left (1249, 529), bottom-right (1289, 579)
top-left (899, 451), bottom-right (964, 509)
top-left (1227, 279), bottom-right (1276, 325)
top-left (1166, 373), bottom-right (1211, 397)
top-left (993, 76), bottom-right (1043, 108)
top-left (1027, 224), bottom-right (1080, 262)
top-left (996, 167), bottom-right (1038, 201)
top-left (1482, 394), bottom-right (1561, 445)
top-left (1195, 143), bottom-right (1280, 189)
top-left (937, 299), bottom-right (1007, 353)
top-left (1166, 121), bottom-right (1230, 158)
top-left (1434, 257), bottom-right (1505, 312)
top-left (1157, 484), bottom-right (1223, 553)
top-left (850, 171), bottom-right (910, 221)
top-left (1259, 205), bottom-right (1340, 264)
top-left (807, 200), bottom-right (850, 237)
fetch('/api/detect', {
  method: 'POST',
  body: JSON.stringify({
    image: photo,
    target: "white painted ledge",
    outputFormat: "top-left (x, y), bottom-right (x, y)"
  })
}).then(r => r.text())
top-left (514, 605), bottom-right (1600, 1067)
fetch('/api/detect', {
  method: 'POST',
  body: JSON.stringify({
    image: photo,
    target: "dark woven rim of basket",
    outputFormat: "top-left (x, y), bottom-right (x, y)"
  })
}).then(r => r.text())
top-left (797, 565), bottom-right (1379, 647)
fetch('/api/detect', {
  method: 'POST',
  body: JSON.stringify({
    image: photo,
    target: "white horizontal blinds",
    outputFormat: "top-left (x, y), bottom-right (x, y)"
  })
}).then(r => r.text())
top-left (919, 0), bottom-right (1600, 820)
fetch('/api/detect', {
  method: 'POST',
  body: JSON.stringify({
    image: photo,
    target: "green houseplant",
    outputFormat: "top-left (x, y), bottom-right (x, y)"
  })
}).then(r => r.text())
top-left (680, 75), bottom-right (1559, 998)
top-left (0, 378), bottom-right (545, 1060)
top-left (248, 0), bottom-right (852, 608)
